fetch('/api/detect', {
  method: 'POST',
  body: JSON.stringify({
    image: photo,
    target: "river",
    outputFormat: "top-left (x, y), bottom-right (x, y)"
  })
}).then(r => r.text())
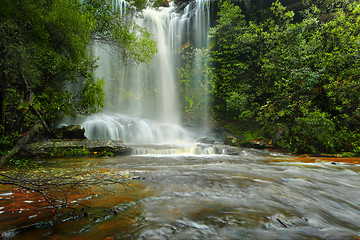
top-left (0, 146), bottom-right (359, 239)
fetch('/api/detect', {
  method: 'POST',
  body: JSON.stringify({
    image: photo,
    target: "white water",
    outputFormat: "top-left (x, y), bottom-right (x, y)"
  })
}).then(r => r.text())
top-left (131, 143), bottom-right (230, 155)
top-left (82, 113), bottom-right (193, 144)
top-left (3, 153), bottom-right (359, 239)
top-left (79, 0), bottom-right (211, 144)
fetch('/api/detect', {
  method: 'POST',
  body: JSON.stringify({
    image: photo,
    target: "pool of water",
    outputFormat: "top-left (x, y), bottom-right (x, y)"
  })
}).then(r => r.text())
top-left (0, 148), bottom-right (359, 239)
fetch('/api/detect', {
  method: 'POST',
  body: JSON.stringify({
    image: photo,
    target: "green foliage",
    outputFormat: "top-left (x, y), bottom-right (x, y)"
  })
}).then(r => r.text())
top-left (84, 0), bottom-right (157, 64)
top-left (48, 147), bottom-right (114, 158)
top-left (0, 131), bottom-right (18, 155)
top-left (80, 78), bottom-right (105, 115)
top-left (0, 0), bottom-right (97, 136)
top-left (302, 0), bottom-right (355, 17)
top-left (151, 0), bottom-right (170, 8)
top-left (49, 148), bottom-right (91, 158)
top-left (131, 0), bottom-right (148, 10)
top-left (209, 0), bottom-right (360, 154)
top-left (9, 158), bottom-right (37, 170)
top-left (178, 46), bottom-right (212, 125)
top-left (0, 0), bottom-right (156, 155)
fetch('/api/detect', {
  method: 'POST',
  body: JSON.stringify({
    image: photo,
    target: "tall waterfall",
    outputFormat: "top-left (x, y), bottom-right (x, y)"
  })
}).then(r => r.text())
top-left (79, 0), bottom-right (211, 144)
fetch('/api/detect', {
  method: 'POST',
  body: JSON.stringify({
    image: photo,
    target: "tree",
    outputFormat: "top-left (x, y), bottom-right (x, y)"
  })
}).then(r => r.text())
top-left (0, 0), bottom-right (157, 217)
top-left (0, 0), bottom-right (157, 157)
top-left (259, 2), bottom-right (360, 153)
top-left (209, 0), bottom-right (360, 154)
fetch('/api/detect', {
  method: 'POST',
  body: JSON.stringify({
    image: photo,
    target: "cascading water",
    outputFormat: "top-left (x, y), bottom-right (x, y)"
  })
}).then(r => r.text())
top-left (78, 0), bottom-right (211, 145)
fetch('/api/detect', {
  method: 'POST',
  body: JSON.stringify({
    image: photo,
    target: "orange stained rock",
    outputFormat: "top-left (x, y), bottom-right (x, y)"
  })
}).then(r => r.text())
top-left (274, 156), bottom-right (360, 164)
top-left (104, 236), bottom-right (114, 240)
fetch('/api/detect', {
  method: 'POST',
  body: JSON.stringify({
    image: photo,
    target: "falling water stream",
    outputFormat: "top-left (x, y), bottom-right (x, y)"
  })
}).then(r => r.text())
top-left (1, 1), bottom-right (359, 239)
top-left (72, 0), bottom-right (211, 143)
top-left (0, 150), bottom-right (359, 239)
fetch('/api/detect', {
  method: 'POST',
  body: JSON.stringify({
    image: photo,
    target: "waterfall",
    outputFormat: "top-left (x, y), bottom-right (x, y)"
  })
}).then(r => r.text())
top-left (112, 0), bottom-right (130, 16)
top-left (78, 0), bottom-right (211, 144)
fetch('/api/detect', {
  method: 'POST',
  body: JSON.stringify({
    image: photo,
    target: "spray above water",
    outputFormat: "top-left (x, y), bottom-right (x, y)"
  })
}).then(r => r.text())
top-left (80, 0), bottom-right (211, 144)
top-left (82, 113), bottom-right (193, 144)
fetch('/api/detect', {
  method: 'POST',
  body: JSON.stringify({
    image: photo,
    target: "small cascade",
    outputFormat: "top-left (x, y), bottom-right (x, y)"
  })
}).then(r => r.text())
top-left (132, 143), bottom-right (221, 155)
top-left (82, 113), bottom-right (193, 144)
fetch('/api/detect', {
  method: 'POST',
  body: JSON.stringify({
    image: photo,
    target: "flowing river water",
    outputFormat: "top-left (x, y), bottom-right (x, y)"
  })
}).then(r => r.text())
top-left (0, 146), bottom-right (359, 239)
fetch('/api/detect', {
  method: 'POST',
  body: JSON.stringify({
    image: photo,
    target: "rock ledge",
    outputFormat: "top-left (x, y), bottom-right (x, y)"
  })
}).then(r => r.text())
top-left (22, 139), bottom-right (132, 158)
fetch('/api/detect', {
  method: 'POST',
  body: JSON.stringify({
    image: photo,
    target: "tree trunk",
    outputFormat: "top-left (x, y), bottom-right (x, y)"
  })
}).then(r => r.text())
top-left (18, 64), bottom-right (50, 134)
top-left (0, 123), bottom-right (40, 166)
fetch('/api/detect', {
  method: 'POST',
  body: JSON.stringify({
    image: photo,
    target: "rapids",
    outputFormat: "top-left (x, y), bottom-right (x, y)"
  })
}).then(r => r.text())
top-left (0, 150), bottom-right (359, 239)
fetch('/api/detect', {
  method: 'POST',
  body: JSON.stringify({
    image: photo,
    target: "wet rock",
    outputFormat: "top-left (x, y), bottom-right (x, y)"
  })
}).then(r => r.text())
top-left (174, 0), bottom-right (195, 12)
top-left (276, 215), bottom-right (289, 228)
top-left (249, 138), bottom-right (272, 149)
top-left (21, 139), bottom-right (132, 158)
top-left (104, 236), bottom-right (115, 240)
top-left (175, 2), bottom-right (189, 12)
top-left (196, 137), bottom-right (215, 144)
top-left (212, 126), bottom-right (232, 143)
top-left (174, 0), bottom-right (194, 6)
top-left (52, 125), bottom-right (86, 139)
top-left (224, 135), bottom-right (241, 146)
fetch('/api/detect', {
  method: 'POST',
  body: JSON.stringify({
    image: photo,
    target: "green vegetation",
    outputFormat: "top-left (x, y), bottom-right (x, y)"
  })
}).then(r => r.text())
top-left (206, 0), bottom-right (360, 154)
top-left (48, 147), bottom-right (115, 158)
top-left (178, 46), bottom-right (212, 125)
top-left (0, 0), bottom-right (156, 158)
top-left (1, 0), bottom-right (360, 156)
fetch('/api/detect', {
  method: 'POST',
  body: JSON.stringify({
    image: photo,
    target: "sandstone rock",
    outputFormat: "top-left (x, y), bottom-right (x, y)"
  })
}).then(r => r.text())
top-left (21, 139), bottom-right (132, 158)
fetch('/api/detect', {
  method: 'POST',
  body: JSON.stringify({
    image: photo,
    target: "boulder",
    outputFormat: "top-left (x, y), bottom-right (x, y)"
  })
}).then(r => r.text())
top-left (224, 135), bottom-right (241, 146)
top-left (52, 125), bottom-right (86, 139)
top-left (249, 138), bottom-right (272, 149)
top-left (212, 127), bottom-right (232, 142)
top-left (196, 137), bottom-right (215, 144)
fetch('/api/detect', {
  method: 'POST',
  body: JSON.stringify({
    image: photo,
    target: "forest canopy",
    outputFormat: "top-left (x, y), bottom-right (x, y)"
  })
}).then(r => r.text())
top-left (206, 0), bottom-right (360, 154)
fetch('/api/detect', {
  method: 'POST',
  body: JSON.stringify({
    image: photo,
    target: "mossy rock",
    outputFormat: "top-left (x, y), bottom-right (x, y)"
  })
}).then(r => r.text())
top-left (21, 139), bottom-right (132, 158)
top-left (224, 135), bottom-right (241, 146)
top-left (52, 125), bottom-right (86, 139)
